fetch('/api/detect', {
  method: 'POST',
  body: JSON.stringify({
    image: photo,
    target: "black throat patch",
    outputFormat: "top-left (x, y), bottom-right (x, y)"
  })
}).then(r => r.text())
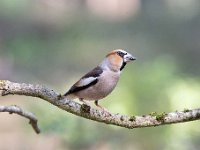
top-left (120, 62), bottom-right (127, 71)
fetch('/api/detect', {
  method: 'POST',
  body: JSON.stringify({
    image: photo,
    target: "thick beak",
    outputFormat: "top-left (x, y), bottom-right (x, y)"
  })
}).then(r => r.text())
top-left (124, 53), bottom-right (136, 62)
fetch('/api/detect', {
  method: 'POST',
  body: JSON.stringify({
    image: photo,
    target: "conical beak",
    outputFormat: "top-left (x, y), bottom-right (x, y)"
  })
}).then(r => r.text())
top-left (124, 53), bottom-right (136, 62)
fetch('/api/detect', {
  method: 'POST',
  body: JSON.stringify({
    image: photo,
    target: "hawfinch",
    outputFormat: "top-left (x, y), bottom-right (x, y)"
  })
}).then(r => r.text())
top-left (64, 49), bottom-right (136, 111)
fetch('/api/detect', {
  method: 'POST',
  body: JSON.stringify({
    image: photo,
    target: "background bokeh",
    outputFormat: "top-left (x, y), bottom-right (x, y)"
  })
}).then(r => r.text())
top-left (0, 0), bottom-right (200, 150)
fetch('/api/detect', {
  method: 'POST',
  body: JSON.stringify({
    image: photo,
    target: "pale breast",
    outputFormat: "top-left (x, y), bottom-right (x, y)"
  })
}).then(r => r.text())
top-left (75, 70), bottom-right (120, 100)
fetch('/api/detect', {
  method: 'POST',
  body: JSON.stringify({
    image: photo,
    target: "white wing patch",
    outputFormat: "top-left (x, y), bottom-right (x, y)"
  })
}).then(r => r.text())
top-left (76, 77), bottom-right (97, 87)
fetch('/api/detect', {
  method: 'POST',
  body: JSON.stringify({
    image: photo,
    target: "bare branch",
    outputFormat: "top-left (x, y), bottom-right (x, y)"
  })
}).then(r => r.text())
top-left (0, 105), bottom-right (40, 134)
top-left (0, 80), bottom-right (200, 133)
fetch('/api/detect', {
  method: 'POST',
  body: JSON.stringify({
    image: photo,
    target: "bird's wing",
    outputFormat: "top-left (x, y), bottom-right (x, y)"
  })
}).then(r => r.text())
top-left (64, 66), bottom-right (103, 96)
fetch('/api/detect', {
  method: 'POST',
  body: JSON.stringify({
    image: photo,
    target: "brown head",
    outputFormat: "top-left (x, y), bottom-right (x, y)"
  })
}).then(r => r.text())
top-left (103, 49), bottom-right (136, 72)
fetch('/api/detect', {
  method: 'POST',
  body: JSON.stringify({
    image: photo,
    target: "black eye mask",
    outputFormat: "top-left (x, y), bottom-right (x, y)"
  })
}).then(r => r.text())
top-left (117, 51), bottom-right (127, 58)
top-left (117, 51), bottom-right (127, 71)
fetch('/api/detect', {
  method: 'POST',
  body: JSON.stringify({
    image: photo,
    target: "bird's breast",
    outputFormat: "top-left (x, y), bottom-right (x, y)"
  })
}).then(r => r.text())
top-left (75, 70), bottom-right (120, 100)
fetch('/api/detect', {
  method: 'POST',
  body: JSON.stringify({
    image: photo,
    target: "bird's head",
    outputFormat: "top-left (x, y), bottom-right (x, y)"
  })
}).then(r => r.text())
top-left (101, 49), bottom-right (136, 72)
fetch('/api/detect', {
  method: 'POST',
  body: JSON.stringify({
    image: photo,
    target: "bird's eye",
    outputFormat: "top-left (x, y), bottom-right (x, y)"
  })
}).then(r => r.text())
top-left (117, 51), bottom-right (125, 58)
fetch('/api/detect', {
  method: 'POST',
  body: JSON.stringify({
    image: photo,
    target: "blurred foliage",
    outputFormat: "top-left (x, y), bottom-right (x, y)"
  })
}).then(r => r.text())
top-left (0, 0), bottom-right (200, 150)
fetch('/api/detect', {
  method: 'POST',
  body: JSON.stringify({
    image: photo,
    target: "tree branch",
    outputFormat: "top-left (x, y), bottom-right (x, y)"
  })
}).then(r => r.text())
top-left (0, 80), bottom-right (200, 133)
top-left (0, 105), bottom-right (40, 134)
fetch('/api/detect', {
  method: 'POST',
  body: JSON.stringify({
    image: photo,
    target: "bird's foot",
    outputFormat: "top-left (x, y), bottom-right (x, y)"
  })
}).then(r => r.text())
top-left (94, 100), bottom-right (112, 116)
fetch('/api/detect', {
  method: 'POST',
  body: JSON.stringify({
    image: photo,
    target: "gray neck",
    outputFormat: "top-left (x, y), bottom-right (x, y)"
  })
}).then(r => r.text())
top-left (99, 58), bottom-right (121, 72)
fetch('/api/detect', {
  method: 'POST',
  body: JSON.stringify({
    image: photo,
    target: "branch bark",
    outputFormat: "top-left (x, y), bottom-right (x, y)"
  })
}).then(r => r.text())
top-left (0, 80), bottom-right (200, 134)
top-left (0, 105), bottom-right (40, 134)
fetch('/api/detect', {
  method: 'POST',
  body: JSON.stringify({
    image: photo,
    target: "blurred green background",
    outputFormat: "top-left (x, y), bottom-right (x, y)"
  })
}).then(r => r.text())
top-left (0, 0), bottom-right (200, 150)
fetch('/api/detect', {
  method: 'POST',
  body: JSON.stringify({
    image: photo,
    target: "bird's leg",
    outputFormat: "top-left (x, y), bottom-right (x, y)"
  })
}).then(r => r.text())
top-left (94, 100), bottom-right (110, 114)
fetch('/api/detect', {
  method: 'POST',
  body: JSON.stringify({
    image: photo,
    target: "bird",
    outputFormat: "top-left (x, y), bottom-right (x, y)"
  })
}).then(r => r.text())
top-left (64, 49), bottom-right (136, 111)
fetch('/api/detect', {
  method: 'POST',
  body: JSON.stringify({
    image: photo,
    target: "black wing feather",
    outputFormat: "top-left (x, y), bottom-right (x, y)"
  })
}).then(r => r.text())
top-left (64, 66), bottom-right (103, 96)
top-left (82, 66), bottom-right (103, 78)
top-left (64, 79), bottom-right (98, 96)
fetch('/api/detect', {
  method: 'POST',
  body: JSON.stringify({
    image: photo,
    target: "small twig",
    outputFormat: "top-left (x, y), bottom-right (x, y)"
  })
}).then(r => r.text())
top-left (0, 105), bottom-right (40, 134)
